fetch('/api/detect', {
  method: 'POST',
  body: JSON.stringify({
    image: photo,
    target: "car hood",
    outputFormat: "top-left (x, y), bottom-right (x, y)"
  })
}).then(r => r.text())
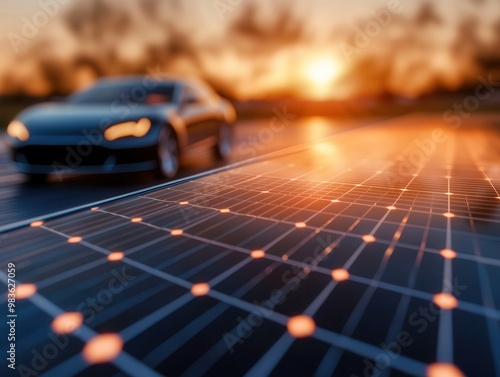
top-left (17, 103), bottom-right (176, 136)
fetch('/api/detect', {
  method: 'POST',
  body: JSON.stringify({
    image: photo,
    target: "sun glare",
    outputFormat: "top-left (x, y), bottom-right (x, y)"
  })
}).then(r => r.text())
top-left (304, 58), bottom-right (339, 84)
top-left (301, 56), bottom-right (342, 99)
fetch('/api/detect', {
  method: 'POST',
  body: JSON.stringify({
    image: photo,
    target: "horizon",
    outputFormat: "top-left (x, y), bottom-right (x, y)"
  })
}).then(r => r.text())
top-left (0, 0), bottom-right (499, 100)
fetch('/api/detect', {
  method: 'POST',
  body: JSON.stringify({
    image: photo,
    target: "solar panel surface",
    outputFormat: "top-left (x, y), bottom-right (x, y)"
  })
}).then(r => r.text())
top-left (1, 116), bottom-right (499, 377)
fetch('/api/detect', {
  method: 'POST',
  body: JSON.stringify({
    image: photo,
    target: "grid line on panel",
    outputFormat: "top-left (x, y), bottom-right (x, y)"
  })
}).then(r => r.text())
top-left (3, 223), bottom-right (433, 377)
top-left (1, 122), bottom-right (499, 377)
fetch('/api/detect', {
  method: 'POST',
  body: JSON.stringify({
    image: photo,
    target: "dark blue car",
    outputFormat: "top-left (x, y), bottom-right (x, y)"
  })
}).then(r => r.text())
top-left (7, 76), bottom-right (236, 182)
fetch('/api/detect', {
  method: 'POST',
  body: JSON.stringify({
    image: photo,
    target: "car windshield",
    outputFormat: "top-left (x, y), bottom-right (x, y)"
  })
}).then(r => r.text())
top-left (67, 81), bottom-right (175, 105)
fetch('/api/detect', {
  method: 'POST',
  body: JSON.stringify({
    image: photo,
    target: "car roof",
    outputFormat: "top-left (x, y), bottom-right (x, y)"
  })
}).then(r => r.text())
top-left (94, 75), bottom-right (203, 88)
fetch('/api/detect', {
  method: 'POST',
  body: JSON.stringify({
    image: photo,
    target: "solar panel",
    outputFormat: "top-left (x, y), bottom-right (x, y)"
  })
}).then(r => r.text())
top-left (1, 117), bottom-right (499, 377)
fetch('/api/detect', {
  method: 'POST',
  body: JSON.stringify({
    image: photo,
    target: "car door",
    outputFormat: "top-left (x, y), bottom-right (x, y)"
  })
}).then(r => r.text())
top-left (178, 84), bottom-right (221, 146)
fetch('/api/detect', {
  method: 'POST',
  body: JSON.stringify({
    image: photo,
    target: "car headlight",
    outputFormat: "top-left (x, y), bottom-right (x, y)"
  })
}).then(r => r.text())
top-left (7, 120), bottom-right (30, 141)
top-left (104, 118), bottom-right (152, 141)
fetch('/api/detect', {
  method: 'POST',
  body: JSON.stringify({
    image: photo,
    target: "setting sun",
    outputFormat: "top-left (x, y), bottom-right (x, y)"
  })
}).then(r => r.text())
top-left (301, 56), bottom-right (342, 99)
top-left (304, 57), bottom-right (340, 85)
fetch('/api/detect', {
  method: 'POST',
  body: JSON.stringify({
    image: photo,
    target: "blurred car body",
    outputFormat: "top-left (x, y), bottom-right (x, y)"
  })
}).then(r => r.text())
top-left (7, 76), bottom-right (236, 182)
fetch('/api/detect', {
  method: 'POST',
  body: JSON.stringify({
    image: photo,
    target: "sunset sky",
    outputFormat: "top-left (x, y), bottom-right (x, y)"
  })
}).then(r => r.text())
top-left (0, 0), bottom-right (499, 100)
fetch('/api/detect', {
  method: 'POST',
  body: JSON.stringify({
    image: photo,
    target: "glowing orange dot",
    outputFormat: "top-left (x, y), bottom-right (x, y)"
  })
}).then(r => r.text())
top-left (107, 252), bottom-right (124, 262)
top-left (433, 293), bottom-right (458, 310)
top-left (295, 222), bottom-right (306, 228)
top-left (220, 208), bottom-right (230, 213)
top-left (30, 221), bottom-right (44, 227)
top-left (386, 206), bottom-right (397, 210)
top-left (443, 212), bottom-right (455, 218)
top-left (16, 284), bottom-right (37, 299)
top-left (282, 254), bottom-right (289, 261)
top-left (440, 249), bottom-right (457, 259)
top-left (83, 334), bottom-right (123, 364)
top-left (426, 363), bottom-right (465, 377)
top-left (362, 234), bottom-right (376, 243)
top-left (131, 217), bottom-right (142, 223)
top-left (51, 312), bottom-right (83, 334)
top-left (179, 201), bottom-right (189, 205)
top-left (171, 229), bottom-right (183, 236)
top-left (250, 250), bottom-right (265, 259)
top-left (261, 190), bottom-right (269, 193)
top-left (191, 283), bottom-right (210, 296)
top-left (68, 237), bottom-right (82, 244)
top-left (287, 315), bottom-right (316, 338)
top-left (331, 269), bottom-right (350, 282)
top-left (90, 207), bottom-right (99, 211)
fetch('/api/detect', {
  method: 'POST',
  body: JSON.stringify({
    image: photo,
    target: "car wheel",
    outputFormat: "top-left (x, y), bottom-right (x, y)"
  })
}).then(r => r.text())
top-left (25, 173), bottom-right (48, 184)
top-left (213, 122), bottom-right (232, 161)
top-left (155, 127), bottom-right (180, 179)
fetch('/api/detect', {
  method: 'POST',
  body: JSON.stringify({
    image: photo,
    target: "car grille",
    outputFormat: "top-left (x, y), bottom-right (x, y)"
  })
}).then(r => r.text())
top-left (15, 145), bottom-right (156, 166)
top-left (18, 145), bottom-right (108, 166)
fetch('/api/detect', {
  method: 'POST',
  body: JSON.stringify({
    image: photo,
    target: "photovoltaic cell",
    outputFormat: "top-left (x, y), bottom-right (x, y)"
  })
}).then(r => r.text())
top-left (1, 118), bottom-right (499, 377)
